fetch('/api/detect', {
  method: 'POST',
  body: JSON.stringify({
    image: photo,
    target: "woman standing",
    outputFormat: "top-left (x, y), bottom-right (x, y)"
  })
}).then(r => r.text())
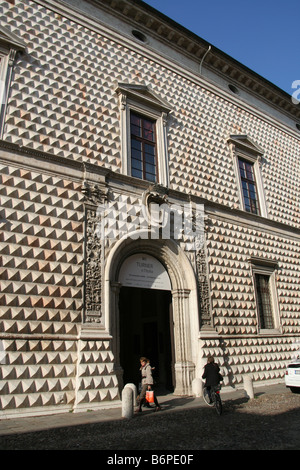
top-left (136, 357), bottom-right (161, 412)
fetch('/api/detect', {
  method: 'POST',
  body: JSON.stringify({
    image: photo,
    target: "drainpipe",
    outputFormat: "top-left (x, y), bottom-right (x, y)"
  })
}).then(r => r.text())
top-left (199, 45), bottom-right (211, 75)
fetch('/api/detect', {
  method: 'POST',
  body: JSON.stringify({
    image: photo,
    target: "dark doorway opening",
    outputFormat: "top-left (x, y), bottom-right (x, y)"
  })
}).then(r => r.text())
top-left (119, 287), bottom-right (174, 392)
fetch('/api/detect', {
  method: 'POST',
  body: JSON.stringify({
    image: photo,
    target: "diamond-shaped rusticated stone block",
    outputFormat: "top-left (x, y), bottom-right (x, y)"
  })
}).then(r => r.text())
top-left (74, 340), bottom-right (120, 405)
top-left (0, 163), bottom-right (85, 332)
top-left (0, 339), bottom-right (77, 410)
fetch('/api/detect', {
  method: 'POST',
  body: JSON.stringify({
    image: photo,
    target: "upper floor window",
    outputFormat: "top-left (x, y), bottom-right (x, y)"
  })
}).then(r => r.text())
top-left (228, 135), bottom-right (268, 217)
top-left (238, 157), bottom-right (260, 215)
top-left (116, 83), bottom-right (171, 187)
top-left (130, 112), bottom-right (157, 182)
top-left (0, 52), bottom-right (11, 134)
top-left (0, 25), bottom-right (26, 137)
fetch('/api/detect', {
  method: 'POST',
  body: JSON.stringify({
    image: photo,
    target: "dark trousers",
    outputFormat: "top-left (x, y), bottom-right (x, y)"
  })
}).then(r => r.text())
top-left (206, 384), bottom-right (220, 402)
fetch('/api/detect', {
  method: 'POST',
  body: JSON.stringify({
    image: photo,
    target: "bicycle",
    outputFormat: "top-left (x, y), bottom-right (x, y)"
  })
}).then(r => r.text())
top-left (203, 384), bottom-right (222, 415)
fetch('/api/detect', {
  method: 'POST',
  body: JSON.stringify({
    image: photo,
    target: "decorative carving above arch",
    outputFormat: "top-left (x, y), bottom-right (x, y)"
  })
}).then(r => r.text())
top-left (141, 183), bottom-right (169, 227)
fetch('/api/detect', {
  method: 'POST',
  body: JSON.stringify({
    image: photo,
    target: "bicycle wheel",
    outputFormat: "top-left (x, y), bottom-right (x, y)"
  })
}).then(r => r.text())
top-left (203, 387), bottom-right (214, 406)
top-left (214, 392), bottom-right (222, 415)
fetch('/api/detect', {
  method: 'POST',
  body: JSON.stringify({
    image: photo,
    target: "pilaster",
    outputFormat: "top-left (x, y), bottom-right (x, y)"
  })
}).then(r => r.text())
top-left (172, 288), bottom-right (195, 395)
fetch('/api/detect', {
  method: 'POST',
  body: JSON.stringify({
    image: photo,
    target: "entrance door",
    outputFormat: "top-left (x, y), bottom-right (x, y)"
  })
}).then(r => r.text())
top-left (119, 287), bottom-right (174, 392)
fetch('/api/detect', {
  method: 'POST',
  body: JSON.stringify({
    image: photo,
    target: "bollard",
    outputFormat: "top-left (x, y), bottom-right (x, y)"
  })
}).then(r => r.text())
top-left (192, 378), bottom-right (203, 397)
top-left (122, 386), bottom-right (133, 418)
top-left (243, 374), bottom-right (254, 399)
top-left (124, 383), bottom-right (137, 406)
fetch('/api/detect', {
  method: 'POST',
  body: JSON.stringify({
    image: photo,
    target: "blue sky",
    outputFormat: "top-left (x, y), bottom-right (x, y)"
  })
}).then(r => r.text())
top-left (143, 0), bottom-right (299, 96)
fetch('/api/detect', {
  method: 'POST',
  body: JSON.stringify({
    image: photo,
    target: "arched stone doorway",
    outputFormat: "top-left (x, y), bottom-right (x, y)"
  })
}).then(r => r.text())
top-left (104, 236), bottom-right (199, 396)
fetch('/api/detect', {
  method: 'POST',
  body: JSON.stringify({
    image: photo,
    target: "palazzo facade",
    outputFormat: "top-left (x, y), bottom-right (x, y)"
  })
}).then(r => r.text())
top-left (0, 0), bottom-right (299, 418)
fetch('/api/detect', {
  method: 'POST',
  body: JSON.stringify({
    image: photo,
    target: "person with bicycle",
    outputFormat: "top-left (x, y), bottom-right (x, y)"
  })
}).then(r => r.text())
top-left (202, 356), bottom-right (223, 403)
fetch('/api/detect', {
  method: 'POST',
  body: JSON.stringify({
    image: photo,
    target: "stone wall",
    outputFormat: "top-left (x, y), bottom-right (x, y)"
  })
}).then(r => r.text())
top-left (0, 0), bottom-right (299, 417)
top-left (0, 159), bottom-right (120, 417)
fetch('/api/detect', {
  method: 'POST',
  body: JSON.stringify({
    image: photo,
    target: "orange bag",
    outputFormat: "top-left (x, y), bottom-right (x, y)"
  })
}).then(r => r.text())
top-left (146, 390), bottom-right (154, 403)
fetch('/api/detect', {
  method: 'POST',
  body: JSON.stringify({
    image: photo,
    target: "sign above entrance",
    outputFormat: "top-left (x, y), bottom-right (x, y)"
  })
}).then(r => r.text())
top-left (119, 254), bottom-right (171, 291)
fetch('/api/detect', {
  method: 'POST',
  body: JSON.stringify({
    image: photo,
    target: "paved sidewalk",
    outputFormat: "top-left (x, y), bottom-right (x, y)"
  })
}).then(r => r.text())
top-left (0, 382), bottom-right (288, 436)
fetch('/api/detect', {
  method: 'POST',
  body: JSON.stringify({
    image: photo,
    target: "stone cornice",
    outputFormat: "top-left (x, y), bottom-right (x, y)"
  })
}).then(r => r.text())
top-left (90, 0), bottom-right (300, 122)
top-left (0, 139), bottom-right (109, 182)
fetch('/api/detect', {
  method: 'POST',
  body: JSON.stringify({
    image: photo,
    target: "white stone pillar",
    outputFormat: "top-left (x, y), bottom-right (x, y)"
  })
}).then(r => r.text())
top-left (243, 374), bottom-right (254, 399)
top-left (122, 386), bottom-right (134, 418)
top-left (124, 383), bottom-right (137, 407)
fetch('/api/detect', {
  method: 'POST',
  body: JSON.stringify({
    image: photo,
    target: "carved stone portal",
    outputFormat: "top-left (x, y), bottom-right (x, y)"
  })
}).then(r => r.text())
top-left (105, 237), bottom-right (199, 396)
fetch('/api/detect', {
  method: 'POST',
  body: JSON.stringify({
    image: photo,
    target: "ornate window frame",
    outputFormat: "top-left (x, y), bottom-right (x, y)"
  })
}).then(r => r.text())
top-left (228, 135), bottom-right (268, 217)
top-left (0, 25), bottom-right (26, 137)
top-left (116, 83), bottom-right (171, 187)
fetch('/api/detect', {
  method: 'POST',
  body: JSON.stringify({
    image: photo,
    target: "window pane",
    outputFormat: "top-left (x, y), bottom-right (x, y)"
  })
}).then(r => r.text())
top-left (249, 183), bottom-right (256, 195)
top-left (131, 138), bottom-right (142, 151)
top-left (143, 119), bottom-right (155, 141)
top-left (132, 158), bottom-right (142, 171)
top-left (130, 112), bottom-right (157, 182)
top-left (131, 114), bottom-right (140, 125)
top-left (244, 197), bottom-right (251, 211)
top-left (131, 124), bottom-right (141, 137)
top-left (145, 154), bottom-right (155, 165)
top-left (145, 173), bottom-right (156, 182)
top-left (245, 162), bottom-right (254, 181)
top-left (239, 160), bottom-right (245, 178)
top-left (130, 114), bottom-right (141, 137)
top-left (250, 201), bottom-right (259, 214)
top-left (145, 143), bottom-right (155, 155)
top-left (242, 182), bottom-right (249, 195)
top-left (145, 162), bottom-right (155, 173)
top-left (132, 168), bottom-right (143, 179)
top-left (132, 149), bottom-right (142, 161)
